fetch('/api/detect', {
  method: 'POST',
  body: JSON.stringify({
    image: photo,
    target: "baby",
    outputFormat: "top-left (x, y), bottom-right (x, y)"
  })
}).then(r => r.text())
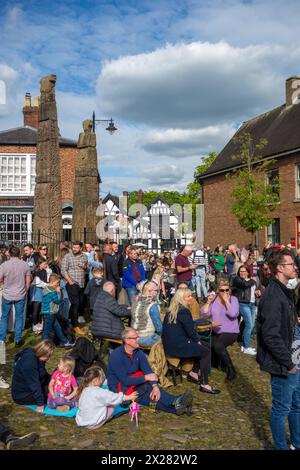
top-left (47, 356), bottom-right (78, 412)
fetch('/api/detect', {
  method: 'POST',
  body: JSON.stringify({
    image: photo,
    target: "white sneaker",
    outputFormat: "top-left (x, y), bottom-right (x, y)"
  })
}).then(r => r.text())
top-left (78, 316), bottom-right (85, 324)
top-left (0, 376), bottom-right (10, 389)
top-left (241, 346), bottom-right (244, 352)
top-left (243, 347), bottom-right (256, 356)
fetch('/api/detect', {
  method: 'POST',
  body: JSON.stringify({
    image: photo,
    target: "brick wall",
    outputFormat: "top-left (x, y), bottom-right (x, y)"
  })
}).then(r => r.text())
top-left (202, 151), bottom-right (300, 250)
top-left (0, 144), bottom-right (78, 204)
top-left (23, 106), bottom-right (38, 129)
top-left (59, 147), bottom-right (77, 203)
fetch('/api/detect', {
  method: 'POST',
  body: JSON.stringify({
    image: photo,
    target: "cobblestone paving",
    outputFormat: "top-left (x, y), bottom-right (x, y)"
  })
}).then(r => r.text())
top-left (0, 329), bottom-right (273, 450)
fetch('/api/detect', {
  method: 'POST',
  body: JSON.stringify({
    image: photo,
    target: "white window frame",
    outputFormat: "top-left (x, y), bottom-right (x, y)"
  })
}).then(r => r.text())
top-left (0, 153), bottom-right (36, 196)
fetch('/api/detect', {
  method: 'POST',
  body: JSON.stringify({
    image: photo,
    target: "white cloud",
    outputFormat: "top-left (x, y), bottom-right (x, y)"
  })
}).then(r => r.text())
top-left (142, 164), bottom-right (183, 185)
top-left (96, 40), bottom-right (297, 128)
top-left (141, 124), bottom-right (235, 157)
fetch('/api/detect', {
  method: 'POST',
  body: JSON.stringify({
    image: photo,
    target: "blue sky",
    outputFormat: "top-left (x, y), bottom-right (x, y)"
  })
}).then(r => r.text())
top-left (1, 0), bottom-right (300, 194)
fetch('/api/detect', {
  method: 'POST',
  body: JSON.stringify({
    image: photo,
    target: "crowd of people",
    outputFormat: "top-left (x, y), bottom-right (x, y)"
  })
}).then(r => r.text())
top-left (0, 238), bottom-right (300, 450)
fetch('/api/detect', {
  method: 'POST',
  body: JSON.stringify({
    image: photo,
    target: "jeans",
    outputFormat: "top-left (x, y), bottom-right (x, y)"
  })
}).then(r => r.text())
top-left (0, 296), bottom-right (26, 343)
top-left (134, 382), bottom-right (177, 414)
top-left (125, 287), bottom-right (138, 305)
top-left (42, 315), bottom-right (68, 344)
top-left (66, 284), bottom-right (85, 327)
top-left (138, 334), bottom-right (161, 348)
top-left (195, 268), bottom-right (208, 299)
top-left (239, 302), bottom-right (256, 348)
top-left (271, 371), bottom-right (300, 450)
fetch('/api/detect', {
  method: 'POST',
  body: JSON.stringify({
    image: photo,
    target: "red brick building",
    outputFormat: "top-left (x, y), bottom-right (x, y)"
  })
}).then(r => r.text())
top-left (0, 93), bottom-right (78, 242)
top-left (198, 77), bottom-right (300, 250)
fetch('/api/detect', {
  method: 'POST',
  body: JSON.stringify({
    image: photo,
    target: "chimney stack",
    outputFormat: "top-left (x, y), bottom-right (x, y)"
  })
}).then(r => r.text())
top-left (23, 92), bottom-right (39, 128)
top-left (286, 76), bottom-right (300, 107)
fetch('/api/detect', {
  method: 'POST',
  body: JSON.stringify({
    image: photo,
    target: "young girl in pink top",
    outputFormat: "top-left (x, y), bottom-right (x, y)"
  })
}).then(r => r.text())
top-left (47, 356), bottom-right (78, 412)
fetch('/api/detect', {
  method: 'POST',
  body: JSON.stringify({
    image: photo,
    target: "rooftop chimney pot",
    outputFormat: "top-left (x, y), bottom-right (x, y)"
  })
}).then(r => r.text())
top-left (23, 92), bottom-right (39, 129)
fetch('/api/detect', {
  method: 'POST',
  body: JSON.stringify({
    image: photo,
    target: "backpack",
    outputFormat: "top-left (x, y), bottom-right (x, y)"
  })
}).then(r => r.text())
top-left (69, 337), bottom-right (107, 378)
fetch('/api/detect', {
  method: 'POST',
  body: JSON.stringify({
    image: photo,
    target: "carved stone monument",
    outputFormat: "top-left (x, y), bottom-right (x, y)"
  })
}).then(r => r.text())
top-left (72, 119), bottom-right (99, 242)
top-left (33, 74), bottom-right (62, 235)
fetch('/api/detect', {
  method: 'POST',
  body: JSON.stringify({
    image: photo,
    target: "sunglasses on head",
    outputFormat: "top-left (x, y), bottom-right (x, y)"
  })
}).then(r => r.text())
top-left (219, 288), bottom-right (230, 292)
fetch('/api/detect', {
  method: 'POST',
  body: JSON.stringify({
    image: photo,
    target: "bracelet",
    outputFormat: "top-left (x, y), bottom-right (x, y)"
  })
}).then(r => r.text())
top-left (152, 384), bottom-right (159, 389)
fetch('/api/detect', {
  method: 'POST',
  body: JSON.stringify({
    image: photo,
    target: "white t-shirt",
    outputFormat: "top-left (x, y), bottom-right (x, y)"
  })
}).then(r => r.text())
top-left (250, 284), bottom-right (256, 304)
top-left (76, 386), bottom-right (124, 427)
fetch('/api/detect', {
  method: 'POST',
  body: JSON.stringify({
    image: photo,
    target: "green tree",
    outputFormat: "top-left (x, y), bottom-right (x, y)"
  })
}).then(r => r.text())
top-left (186, 152), bottom-right (218, 202)
top-left (228, 132), bottom-right (279, 241)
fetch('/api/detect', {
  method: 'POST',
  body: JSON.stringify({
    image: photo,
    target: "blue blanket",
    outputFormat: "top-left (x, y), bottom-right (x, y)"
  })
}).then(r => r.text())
top-left (22, 385), bottom-right (129, 418)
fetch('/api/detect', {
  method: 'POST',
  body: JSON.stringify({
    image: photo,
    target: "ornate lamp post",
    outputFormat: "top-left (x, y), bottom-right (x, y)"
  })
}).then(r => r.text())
top-left (92, 111), bottom-right (117, 134)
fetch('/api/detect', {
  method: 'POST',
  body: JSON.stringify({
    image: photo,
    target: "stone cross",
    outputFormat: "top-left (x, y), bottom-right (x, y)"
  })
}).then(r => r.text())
top-left (33, 74), bottom-right (62, 239)
top-left (72, 119), bottom-right (100, 243)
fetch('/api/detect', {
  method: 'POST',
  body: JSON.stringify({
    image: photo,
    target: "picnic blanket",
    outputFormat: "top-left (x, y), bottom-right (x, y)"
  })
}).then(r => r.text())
top-left (22, 385), bottom-right (130, 418)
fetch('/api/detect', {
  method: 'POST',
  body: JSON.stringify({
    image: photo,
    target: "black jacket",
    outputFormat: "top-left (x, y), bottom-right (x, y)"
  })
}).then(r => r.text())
top-left (162, 306), bottom-right (202, 358)
top-left (84, 277), bottom-right (104, 309)
top-left (92, 289), bottom-right (130, 339)
top-left (12, 348), bottom-right (50, 406)
top-left (232, 276), bottom-right (256, 304)
top-left (103, 253), bottom-right (120, 285)
top-left (256, 278), bottom-right (297, 376)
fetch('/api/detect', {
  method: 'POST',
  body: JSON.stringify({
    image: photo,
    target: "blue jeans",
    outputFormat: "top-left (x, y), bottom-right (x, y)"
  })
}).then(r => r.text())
top-left (138, 334), bottom-right (161, 348)
top-left (195, 268), bottom-right (208, 299)
top-left (126, 287), bottom-right (138, 305)
top-left (271, 371), bottom-right (300, 450)
top-left (0, 296), bottom-right (26, 343)
top-left (135, 382), bottom-right (177, 414)
top-left (42, 315), bottom-right (68, 344)
top-left (239, 302), bottom-right (256, 348)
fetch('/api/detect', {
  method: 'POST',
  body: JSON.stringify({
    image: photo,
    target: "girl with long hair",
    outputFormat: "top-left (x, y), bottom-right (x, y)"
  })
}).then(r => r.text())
top-left (76, 366), bottom-right (137, 429)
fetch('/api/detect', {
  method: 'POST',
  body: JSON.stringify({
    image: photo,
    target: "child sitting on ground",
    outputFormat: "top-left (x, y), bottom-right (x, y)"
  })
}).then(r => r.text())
top-left (84, 267), bottom-right (104, 319)
top-left (76, 366), bottom-right (138, 429)
top-left (41, 273), bottom-right (73, 347)
top-left (47, 356), bottom-right (78, 412)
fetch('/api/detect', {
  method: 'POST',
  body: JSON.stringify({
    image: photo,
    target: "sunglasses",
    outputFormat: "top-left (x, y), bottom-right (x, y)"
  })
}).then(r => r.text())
top-left (219, 288), bottom-right (230, 292)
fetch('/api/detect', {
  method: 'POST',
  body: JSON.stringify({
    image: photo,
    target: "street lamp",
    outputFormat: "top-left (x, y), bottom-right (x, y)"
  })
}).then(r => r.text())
top-left (92, 111), bottom-right (118, 134)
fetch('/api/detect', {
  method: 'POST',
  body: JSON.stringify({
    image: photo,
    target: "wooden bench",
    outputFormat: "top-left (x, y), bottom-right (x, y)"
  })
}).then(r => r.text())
top-left (196, 322), bottom-right (222, 332)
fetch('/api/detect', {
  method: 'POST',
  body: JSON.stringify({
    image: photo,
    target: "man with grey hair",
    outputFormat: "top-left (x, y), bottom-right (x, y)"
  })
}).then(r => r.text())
top-left (107, 327), bottom-right (193, 415)
top-left (175, 246), bottom-right (198, 289)
top-left (92, 281), bottom-right (131, 339)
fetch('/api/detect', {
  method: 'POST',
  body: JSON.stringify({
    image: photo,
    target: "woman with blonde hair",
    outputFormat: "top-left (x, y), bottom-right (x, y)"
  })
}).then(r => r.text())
top-left (201, 278), bottom-right (239, 380)
top-left (12, 339), bottom-right (55, 413)
top-left (162, 288), bottom-right (220, 394)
